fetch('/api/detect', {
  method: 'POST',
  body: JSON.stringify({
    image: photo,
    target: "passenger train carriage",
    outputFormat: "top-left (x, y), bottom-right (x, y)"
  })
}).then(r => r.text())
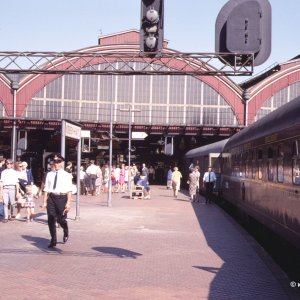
top-left (185, 95), bottom-right (300, 250)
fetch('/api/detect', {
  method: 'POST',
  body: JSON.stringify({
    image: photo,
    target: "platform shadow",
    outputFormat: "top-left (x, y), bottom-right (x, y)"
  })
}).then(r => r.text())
top-left (193, 265), bottom-right (220, 274)
top-left (92, 247), bottom-right (142, 259)
top-left (22, 235), bottom-right (62, 253)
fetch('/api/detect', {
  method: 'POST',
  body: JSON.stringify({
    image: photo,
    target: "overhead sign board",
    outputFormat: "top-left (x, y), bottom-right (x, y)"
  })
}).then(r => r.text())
top-left (132, 132), bottom-right (148, 139)
top-left (164, 136), bottom-right (174, 156)
top-left (65, 121), bottom-right (81, 140)
top-left (97, 145), bottom-right (109, 150)
top-left (81, 130), bottom-right (91, 138)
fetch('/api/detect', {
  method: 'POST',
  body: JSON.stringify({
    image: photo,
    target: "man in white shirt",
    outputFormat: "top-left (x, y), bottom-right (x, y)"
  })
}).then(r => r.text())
top-left (141, 163), bottom-right (149, 179)
top-left (0, 159), bottom-right (20, 222)
top-left (42, 154), bottom-right (72, 248)
top-left (203, 166), bottom-right (217, 204)
top-left (86, 160), bottom-right (99, 196)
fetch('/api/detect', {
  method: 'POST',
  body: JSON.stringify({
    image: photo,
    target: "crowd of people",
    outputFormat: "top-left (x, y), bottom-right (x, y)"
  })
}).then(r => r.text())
top-left (0, 158), bottom-right (37, 223)
top-left (0, 156), bottom-right (218, 216)
top-left (0, 155), bottom-right (217, 248)
top-left (78, 161), bottom-right (151, 198)
top-left (0, 158), bottom-right (155, 222)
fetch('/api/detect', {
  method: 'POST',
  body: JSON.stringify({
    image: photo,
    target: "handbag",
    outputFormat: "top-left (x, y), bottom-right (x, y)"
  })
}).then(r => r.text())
top-left (0, 202), bottom-right (4, 216)
top-left (16, 197), bottom-right (27, 207)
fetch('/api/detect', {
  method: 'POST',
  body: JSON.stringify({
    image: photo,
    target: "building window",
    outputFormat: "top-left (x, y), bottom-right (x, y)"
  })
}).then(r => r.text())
top-left (290, 80), bottom-right (300, 100)
top-left (63, 75), bottom-right (80, 100)
top-left (203, 107), bottom-right (218, 125)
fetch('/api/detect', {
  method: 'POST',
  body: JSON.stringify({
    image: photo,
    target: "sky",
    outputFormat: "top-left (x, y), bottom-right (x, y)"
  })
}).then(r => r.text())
top-left (0, 0), bottom-right (299, 83)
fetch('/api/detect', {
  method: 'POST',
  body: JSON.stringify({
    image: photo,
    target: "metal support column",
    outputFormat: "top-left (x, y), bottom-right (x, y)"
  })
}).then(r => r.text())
top-left (61, 120), bottom-right (66, 166)
top-left (76, 137), bottom-right (81, 220)
top-left (107, 76), bottom-right (113, 207)
top-left (119, 105), bottom-right (140, 198)
top-left (11, 81), bottom-right (19, 161)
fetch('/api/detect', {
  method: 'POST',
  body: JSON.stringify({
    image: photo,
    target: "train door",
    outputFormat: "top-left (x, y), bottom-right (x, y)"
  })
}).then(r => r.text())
top-left (209, 153), bottom-right (222, 194)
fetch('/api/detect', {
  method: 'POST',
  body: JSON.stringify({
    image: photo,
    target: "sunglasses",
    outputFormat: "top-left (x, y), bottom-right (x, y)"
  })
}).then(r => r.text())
top-left (53, 160), bottom-right (62, 163)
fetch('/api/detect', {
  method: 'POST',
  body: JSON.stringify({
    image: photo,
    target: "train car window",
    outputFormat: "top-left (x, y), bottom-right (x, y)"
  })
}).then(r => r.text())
top-left (242, 152), bottom-right (247, 178)
top-left (292, 159), bottom-right (300, 185)
top-left (277, 160), bottom-right (284, 183)
top-left (252, 161), bottom-right (256, 179)
top-left (292, 141), bottom-right (299, 156)
top-left (277, 145), bottom-right (284, 157)
top-left (256, 148), bottom-right (263, 180)
top-left (241, 163), bottom-right (245, 177)
top-left (211, 157), bottom-right (220, 173)
top-left (233, 166), bottom-right (239, 177)
top-left (268, 160), bottom-right (274, 181)
top-left (248, 161), bottom-right (252, 178)
top-left (222, 156), bottom-right (228, 173)
top-left (245, 162), bottom-right (249, 178)
top-left (251, 150), bottom-right (255, 161)
top-left (268, 147), bottom-right (273, 159)
top-left (258, 162), bottom-right (263, 180)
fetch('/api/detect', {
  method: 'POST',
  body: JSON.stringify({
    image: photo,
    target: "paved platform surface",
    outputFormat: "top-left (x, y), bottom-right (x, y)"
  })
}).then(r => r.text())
top-left (0, 186), bottom-right (299, 300)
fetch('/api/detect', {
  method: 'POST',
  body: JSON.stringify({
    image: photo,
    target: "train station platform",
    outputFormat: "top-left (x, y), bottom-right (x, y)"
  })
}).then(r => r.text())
top-left (0, 186), bottom-right (298, 300)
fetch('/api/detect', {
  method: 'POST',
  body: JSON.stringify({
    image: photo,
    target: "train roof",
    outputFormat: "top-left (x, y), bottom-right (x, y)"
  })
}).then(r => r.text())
top-left (185, 139), bottom-right (229, 159)
top-left (225, 95), bottom-right (300, 149)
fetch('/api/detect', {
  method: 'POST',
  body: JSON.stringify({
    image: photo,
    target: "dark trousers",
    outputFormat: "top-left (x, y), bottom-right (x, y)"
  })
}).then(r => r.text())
top-left (47, 194), bottom-right (68, 243)
top-left (205, 182), bottom-right (214, 203)
top-left (89, 175), bottom-right (97, 193)
top-left (80, 179), bottom-right (86, 195)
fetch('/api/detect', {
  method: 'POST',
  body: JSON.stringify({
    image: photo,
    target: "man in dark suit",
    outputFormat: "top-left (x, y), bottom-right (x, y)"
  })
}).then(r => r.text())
top-left (42, 154), bottom-right (73, 248)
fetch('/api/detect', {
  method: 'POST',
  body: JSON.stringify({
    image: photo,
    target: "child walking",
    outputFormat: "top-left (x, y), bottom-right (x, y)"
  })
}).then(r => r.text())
top-left (24, 185), bottom-right (35, 222)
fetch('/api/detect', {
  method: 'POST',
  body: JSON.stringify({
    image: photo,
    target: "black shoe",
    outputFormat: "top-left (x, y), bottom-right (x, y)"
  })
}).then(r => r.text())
top-left (48, 241), bottom-right (57, 248)
top-left (63, 235), bottom-right (69, 243)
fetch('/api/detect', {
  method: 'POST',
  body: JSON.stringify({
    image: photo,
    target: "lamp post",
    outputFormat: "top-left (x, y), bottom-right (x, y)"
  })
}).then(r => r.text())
top-left (119, 104), bottom-right (140, 198)
top-left (107, 75), bottom-right (114, 207)
top-left (243, 90), bottom-right (250, 126)
top-left (11, 81), bottom-right (19, 162)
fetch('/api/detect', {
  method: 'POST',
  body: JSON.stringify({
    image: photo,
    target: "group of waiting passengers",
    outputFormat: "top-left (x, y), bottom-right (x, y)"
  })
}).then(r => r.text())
top-left (0, 156), bottom-right (155, 222)
top-left (77, 161), bottom-right (151, 199)
top-left (0, 158), bottom-right (37, 222)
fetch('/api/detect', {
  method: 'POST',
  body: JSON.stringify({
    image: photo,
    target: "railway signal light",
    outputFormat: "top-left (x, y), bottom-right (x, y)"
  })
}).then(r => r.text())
top-left (140, 0), bottom-right (164, 55)
top-left (215, 0), bottom-right (271, 66)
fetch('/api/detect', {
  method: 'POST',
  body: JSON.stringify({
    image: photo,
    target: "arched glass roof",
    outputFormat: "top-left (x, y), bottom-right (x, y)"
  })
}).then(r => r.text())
top-left (23, 62), bottom-right (237, 127)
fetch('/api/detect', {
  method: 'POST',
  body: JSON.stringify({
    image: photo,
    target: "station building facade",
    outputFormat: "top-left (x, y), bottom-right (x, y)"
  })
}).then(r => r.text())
top-left (0, 30), bottom-right (300, 174)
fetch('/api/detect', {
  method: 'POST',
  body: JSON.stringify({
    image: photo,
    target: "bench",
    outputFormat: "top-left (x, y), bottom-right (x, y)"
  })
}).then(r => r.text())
top-left (131, 185), bottom-right (144, 199)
